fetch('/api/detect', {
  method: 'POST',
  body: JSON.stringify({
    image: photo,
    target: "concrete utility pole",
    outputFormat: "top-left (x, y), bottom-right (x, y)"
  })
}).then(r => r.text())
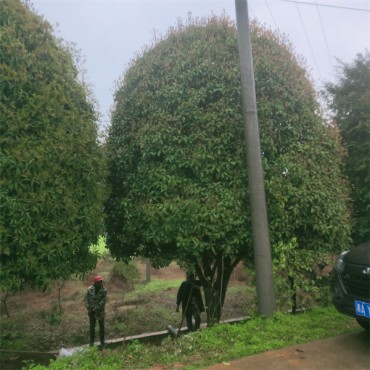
top-left (234, 0), bottom-right (276, 316)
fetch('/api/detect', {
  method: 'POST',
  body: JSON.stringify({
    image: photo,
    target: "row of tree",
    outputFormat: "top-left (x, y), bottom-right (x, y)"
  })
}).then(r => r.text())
top-left (1, 0), bottom-right (368, 323)
top-left (1, 0), bottom-right (104, 293)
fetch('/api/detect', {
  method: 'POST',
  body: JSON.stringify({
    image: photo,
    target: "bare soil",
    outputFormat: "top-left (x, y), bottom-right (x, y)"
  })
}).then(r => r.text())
top-left (0, 259), bottom-right (251, 353)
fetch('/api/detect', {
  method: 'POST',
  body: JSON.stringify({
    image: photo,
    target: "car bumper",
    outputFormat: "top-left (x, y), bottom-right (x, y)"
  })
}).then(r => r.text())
top-left (332, 270), bottom-right (370, 321)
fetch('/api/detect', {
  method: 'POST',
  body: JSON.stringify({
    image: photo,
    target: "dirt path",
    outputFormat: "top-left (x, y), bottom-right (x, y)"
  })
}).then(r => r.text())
top-left (205, 331), bottom-right (370, 370)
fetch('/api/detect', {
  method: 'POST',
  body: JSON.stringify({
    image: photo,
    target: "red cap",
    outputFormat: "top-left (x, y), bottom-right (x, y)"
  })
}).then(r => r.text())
top-left (94, 275), bottom-right (104, 283)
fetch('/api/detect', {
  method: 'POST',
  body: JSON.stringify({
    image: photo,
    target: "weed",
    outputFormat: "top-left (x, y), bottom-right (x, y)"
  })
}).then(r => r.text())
top-left (40, 303), bottom-right (63, 326)
top-left (26, 306), bottom-right (360, 370)
top-left (69, 333), bottom-right (87, 346)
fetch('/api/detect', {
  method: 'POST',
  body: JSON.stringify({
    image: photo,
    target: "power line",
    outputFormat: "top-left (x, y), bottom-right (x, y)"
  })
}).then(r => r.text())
top-left (294, 1), bottom-right (322, 79)
top-left (265, 0), bottom-right (279, 30)
top-left (314, 0), bottom-right (333, 69)
top-left (248, 2), bottom-right (257, 20)
top-left (279, 0), bottom-right (370, 12)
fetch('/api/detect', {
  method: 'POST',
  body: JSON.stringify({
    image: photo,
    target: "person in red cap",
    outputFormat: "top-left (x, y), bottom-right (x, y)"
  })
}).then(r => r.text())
top-left (84, 275), bottom-right (107, 347)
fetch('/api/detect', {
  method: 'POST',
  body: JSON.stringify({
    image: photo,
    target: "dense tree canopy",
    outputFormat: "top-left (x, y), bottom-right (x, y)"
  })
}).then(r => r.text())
top-left (0, 0), bottom-right (103, 292)
top-left (325, 52), bottom-right (370, 244)
top-left (105, 16), bottom-right (351, 322)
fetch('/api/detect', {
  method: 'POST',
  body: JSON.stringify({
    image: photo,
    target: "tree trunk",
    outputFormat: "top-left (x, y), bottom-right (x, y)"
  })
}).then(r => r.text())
top-left (195, 252), bottom-right (240, 326)
top-left (288, 275), bottom-right (297, 314)
top-left (55, 279), bottom-right (65, 316)
top-left (203, 282), bottom-right (223, 326)
top-left (1, 291), bottom-right (10, 318)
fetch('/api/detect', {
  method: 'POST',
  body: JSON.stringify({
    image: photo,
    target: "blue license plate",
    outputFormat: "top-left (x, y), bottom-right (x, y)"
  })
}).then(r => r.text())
top-left (355, 300), bottom-right (370, 318)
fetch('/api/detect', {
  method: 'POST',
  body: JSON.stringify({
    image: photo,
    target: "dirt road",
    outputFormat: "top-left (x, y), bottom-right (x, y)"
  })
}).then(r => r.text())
top-left (205, 331), bottom-right (369, 370)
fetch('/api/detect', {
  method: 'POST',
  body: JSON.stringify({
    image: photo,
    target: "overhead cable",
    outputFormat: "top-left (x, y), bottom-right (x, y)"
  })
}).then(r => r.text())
top-left (279, 0), bottom-right (370, 12)
top-left (314, 0), bottom-right (333, 69)
top-left (294, 1), bottom-right (322, 79)
top-left (265, 0), bottom-right (279, 30)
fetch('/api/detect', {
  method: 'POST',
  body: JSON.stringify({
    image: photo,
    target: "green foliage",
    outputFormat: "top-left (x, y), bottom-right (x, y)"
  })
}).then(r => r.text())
top-left (105, 15), bottom-right (352, 323)
top-left (27, 307), bottom-right (359, 370)
top-left (90, 236), bottom-right (110, 258)
top-left (325, 51), bottom-right (370, 244)
top-left (111, 261), bottom-right (139, 287)
top-left (272, 238), bottom-right (331, 312)
top-left (0, 0), bottom-right (104, 292)
top-left (40, 303), bottom-right (62, 326)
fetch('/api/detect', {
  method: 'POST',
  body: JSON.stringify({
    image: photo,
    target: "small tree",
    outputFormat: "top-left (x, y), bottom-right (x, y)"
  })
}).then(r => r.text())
top-left (325, 51), bottom-right (370, 244)
top-left (111, 261), bottom-right (140, 290)
top-left (0, 0), bottom-right (104, 293)
top-left (105, 16), bottom-right (352, 324)
top-left (272, 238), bottom-right (331, 313)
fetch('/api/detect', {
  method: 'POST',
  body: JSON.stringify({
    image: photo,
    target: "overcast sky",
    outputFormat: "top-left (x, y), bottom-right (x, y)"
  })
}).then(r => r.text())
top-left (31, 0), bottom-right (370, 129)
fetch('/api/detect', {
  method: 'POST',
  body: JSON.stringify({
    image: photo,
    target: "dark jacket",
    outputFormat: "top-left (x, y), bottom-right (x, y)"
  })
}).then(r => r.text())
top-left (176, 279), bottom-right (204, 314)
top-left (84, 285), bottom-right (107, 319)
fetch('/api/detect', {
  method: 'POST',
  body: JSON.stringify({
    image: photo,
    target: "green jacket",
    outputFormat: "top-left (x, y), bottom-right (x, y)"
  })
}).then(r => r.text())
top-left (84, 285), bottom-right (107, 319)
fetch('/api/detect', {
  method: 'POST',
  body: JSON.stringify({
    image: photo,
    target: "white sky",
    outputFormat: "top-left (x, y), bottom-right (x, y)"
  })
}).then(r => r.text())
top-left (31, 0), bottom-right (370, 130)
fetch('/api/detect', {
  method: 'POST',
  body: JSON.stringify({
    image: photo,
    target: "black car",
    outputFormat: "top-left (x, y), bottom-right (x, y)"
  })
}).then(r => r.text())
top-left (332, 241), bottom-right (370, 331)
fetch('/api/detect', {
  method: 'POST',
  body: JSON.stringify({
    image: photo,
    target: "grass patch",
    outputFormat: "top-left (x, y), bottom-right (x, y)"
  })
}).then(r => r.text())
top-left (227, 285), bottom-right (255, 295)
top-left (27, 306), bottom-right (360, 370)
top-left (126, 279), bottom-right (182, 297)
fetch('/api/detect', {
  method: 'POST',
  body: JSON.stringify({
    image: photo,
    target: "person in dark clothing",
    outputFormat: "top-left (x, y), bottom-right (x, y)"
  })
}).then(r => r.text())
top-left (84, 275), bottom-right (107, 347)
top-left (176, 273), bottom-right (205, 331)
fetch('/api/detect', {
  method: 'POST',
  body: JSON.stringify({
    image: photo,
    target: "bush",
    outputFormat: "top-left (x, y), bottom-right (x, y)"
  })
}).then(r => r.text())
top-left (111, 261), bottom-right (140, 288)
top-left (272, 238), bottom-right (332, 313)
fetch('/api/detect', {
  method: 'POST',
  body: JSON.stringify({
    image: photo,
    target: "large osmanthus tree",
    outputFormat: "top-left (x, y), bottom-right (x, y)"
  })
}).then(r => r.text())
top-left (0, 0), bottom-right (104, 294)
top-left (105, 16), bottom-right (351, 324)
top-left (325, 52), bottom-right (370, 245)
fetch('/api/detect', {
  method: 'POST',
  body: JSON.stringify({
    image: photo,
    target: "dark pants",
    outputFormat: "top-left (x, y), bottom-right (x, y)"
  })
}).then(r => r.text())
top-left (89, 313), bottom-right (105, 345)
top-left (185, 306), bottom-right (201, 331)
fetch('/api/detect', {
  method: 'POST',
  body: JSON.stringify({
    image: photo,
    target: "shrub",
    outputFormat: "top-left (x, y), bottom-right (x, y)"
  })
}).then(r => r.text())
top-left (111, 262), bottom-right (140, 288)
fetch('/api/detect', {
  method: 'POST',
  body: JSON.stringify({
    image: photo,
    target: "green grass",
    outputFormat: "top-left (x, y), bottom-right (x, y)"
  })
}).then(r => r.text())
top-left (27, 306), bottom-right (360, 370)
top-left (126, 278), bottom-right (182, 296)
top-left (227, 285), bottom-right (255, 295)
top-left (89, 236), bottom-right (109, 256)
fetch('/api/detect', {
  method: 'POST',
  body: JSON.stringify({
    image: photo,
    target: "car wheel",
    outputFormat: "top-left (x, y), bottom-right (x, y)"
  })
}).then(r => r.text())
top-left (356, 318), bottom-right (370, 331)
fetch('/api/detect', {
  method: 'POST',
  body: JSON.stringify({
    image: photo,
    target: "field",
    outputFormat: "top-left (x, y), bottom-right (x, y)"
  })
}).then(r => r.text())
top-left (0, 256), bottom-right (251, 353)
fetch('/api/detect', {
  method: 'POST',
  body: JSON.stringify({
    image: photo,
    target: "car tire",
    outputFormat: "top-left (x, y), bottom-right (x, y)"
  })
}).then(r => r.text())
top-left (356, 318), bottom-right (370, 331)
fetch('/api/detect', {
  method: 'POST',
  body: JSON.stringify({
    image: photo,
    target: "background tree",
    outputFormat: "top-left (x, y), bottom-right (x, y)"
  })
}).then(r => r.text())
top-left (0, 0), bottom-right (103, 294)
top-left (105, 16), bottom-right (352, 324)
top-left (325, 51), bottom-right (370, 245)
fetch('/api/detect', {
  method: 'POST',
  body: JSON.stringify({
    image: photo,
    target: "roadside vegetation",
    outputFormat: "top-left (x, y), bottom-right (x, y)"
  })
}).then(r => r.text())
top-left (105, 13), bottom-right (352, 326)
top-left (1, 0), bottom-right (104, 317)
top-left (0, 254), bottom-right (250, 357)
top-left (27, 307), bottom-right (360, 370)
top-left (0, 242), bottom-right (359, 369)
top-left (0, 243), bottom-right (338, 369)
top-left (324, 51), bottom-right (370, 245)
top-left (2, 3), bottom-right (368, 370)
